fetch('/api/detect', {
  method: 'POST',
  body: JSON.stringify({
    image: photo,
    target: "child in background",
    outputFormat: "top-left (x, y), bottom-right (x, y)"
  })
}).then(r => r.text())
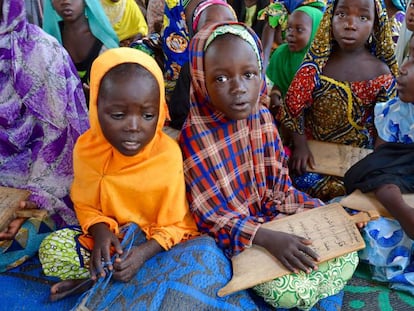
top-left (43, 0), bottom-right (119, 102)
top-left (344, 35), bottom-right (414, 295)
top-left (258, 0), bottom-right (326, 71)
top-left (384, 0), bottom-right (406, 45)
top-left (279, 0), bottom-right (398, 202)
top-left (179, 21), bottom-right (358, 310)
top-left (266, 5), bottom-right (323, 119)
top-left (100, 0), bottom-right (148, 46)
top-left (168, 0), bottom-right (238, 130)
top-left (39, 48), bottom-right (198, 301)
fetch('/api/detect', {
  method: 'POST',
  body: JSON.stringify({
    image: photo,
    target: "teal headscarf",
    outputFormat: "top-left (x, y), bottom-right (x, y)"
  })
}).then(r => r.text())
top-left (42, 0), bottom-right (119, 48)
top-left (392, 0), bottom-right (407, 12)
top-left (266, 5), bottom-right (323, 97)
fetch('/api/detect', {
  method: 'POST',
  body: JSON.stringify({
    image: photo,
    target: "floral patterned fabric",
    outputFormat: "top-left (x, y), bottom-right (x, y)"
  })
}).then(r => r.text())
top-left (254, 251), bottom-right (358, 310)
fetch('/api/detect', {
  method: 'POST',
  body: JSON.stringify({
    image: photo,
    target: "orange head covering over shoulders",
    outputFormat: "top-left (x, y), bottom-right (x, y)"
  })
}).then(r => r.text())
top-left (71, 47), bottom-right (197, 250)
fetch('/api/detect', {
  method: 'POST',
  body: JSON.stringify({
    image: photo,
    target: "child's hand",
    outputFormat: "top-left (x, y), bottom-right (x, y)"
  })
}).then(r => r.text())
top-left (112, 246), bottom-right (144, 282)
top-left (290, 135), bottom-right (315, 175)
top-left (254, 227), bottom-right (320, 273)
top-left (0, 200), bottom-right (37, 241)
top-left (112, 239), bottom-right (163, 282)
top-left (88, 223), bottom-right (123, 280)
top-left (269, 87), bottom-right (283, 117)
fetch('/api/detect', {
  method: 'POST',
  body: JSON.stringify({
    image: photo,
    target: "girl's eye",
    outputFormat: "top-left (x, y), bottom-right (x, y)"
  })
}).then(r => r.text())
top-left (297, 27), bottom-right (304, 33)
top-left (111, 113), bottom-right (125, 120)
top-left (360, 16), bottom-right (368, 21)
top-left (336, 12), bottom-right (345, 18)
top-left (245, 72), bottom-right (256, 79)
top-left (143, 113), bottom-right (155, 121)
top-left (216, 75), bottom-right (228, 82)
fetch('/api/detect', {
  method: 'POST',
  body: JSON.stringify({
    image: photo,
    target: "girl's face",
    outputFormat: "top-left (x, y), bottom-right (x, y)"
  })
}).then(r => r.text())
top-left (331, 0), bottom-right (375, 51)
top-left (98, 72), bottom-right (160, 156)
top-left (52, 0), bottom-right (85, 22)
top-left (204, 35), bottom-right (261, 120)
top-left (406, 1), bottom-right (414, 31)
top-left (397, 37), bottom-right (414, 103)
top-left (286, 11), bottom-right (313, 52)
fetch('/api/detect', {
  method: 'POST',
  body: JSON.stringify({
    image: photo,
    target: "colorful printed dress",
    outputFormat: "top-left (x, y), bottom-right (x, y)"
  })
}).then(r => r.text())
top-left (279, 0), bottom-right (398, 202)
top-left (162, 0), bottom-right (190, 97)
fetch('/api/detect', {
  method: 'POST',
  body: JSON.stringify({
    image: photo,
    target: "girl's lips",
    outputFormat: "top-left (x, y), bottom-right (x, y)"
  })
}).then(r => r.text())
top-left (231, 102), bottom-right (250, 111)
top-left (122, 141), bottom-right (141, 151)
top-left (62, 9), bottom-right (73, 17)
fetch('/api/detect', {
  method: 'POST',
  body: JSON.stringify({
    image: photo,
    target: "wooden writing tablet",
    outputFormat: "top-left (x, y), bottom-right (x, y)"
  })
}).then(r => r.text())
top-left (218, 203), bottom-right (365, 297)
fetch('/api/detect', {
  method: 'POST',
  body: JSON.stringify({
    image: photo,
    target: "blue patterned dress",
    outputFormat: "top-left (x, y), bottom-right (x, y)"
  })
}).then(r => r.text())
top-left (359, 98), bottom-right (414, 295)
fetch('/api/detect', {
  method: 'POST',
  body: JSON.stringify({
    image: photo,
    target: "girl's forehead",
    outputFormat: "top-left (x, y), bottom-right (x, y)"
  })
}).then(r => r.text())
top-left (205, 35), bottom-right (258, 59)
top-left (289, 11), bottom-right (312, 24)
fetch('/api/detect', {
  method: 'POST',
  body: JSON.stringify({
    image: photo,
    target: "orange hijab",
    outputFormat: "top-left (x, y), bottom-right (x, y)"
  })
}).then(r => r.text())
top-left (71, 48), bottom-right (197, 250)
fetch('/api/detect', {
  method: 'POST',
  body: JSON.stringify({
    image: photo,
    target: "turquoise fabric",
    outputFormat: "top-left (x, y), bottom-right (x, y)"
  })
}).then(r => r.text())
top-left (0, 217), bottom-right (55, 272)
top-left (42, 0), bottom-right (119, 48)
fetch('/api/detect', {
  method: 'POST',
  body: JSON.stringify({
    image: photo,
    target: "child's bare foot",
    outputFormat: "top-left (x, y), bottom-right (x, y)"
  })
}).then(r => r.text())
top-left (50, 278), bottom-right (93, 301)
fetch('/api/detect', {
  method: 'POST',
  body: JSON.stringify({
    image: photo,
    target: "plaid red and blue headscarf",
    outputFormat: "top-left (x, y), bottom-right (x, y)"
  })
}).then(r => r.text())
top-left (179, 22), bottom-right (323, 258)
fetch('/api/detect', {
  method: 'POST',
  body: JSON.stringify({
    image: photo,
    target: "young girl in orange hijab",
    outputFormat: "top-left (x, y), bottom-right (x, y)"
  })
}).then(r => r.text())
top-left (38, 47), bottom-right (198, 301)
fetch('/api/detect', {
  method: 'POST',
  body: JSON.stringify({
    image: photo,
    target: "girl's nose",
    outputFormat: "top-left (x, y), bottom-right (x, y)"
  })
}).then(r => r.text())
top-left (230, 76), bottom-right (247, 95)
top-left (126, 115), bottom-right (140, 131)
top-left (344, 18), bottom-right (356, 30)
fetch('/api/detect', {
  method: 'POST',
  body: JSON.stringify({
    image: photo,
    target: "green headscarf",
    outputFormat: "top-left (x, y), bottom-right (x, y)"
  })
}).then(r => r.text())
top-left (266, 5), bottom-right (323, 97)
top-left (42, 0), bottom-right (119, 48)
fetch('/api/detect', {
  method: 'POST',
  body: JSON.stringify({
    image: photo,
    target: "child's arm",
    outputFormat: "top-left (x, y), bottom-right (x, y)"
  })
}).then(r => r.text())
top-left (261, 23), bottom-right (277, 70)
top-left (253, 227), bottom-right (319, 273)
top-left (282, 66), bottom-right (318, 175)
top-left (112, 239), bottom-right (163, 282)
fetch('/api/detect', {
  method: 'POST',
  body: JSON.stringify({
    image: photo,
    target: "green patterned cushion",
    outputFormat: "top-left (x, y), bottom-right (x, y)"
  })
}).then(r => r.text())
top-left (253, 251), bottom-right (358, 310)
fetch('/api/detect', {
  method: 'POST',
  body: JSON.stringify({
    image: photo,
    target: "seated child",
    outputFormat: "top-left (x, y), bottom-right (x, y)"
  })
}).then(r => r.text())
top-left (266, 5), bottom-right (323, 118)
top-left (344, 34), bottom-right (414, 295)
top-left (279, 0), bottom-right (398, 202)
top-left (39, 47), bottom-right (198, 301)
top-left (168, 0), bottom-right (238, 130)
top-left (179, 21), bottom-right (358, 310)
top-left (258, 0), bottom-right (326, 71)
top-left (43, 0), bottom-right (119, 101)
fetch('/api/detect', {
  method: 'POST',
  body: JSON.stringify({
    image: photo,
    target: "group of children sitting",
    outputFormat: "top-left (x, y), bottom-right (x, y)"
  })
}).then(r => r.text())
top-left (2, 0), bottom-right (414, 309)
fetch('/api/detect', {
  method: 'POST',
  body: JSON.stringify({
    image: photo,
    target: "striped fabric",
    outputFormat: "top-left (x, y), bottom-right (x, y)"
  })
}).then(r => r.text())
top-left (179, 22), bottom-right (323, 258)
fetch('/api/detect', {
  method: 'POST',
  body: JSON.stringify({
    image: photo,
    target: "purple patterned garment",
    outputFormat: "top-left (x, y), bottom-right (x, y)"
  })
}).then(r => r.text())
top-left (0, 0), bottom-right (89, 226)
